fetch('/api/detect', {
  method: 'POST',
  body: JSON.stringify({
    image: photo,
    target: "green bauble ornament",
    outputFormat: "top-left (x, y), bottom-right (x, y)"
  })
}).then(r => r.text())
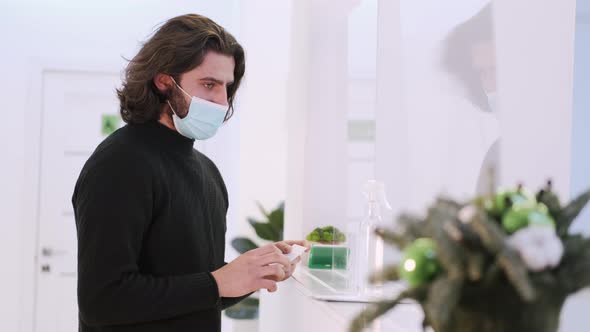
top-left (502, 202), bottom-right (555, 233)
top-left (528, 203), bottom-right (555, 228)
top-left (487, 187), bottom-right (536, 218)
top-left (502, 207), bottom-right (530, 233)
top-left (399, 238), bottom-right (439, 287)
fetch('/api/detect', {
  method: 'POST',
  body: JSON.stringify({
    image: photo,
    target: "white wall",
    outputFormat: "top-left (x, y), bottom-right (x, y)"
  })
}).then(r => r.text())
top-left (496, 0), bottom-right (576, 196)
top-left (234, 0), bottom-right (291, 253)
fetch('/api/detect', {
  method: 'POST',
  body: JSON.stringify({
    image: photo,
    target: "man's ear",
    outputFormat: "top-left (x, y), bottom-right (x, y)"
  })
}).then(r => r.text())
top-left (153, 73), bottom-right (173, 94)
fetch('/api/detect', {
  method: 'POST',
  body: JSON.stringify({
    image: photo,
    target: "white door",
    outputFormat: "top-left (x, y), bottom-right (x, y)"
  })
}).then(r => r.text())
top-left (35, 70), bottom-right (121, 332)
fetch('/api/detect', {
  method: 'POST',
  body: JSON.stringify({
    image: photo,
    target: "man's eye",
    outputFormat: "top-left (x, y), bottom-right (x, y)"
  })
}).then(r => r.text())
top-left (204, 83), bottom-right (215, 90)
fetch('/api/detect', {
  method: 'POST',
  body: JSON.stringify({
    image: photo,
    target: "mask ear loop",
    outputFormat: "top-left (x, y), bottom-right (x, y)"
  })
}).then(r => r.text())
top-left (166, 76), bottom-right (189, 117)
top-left (166, 100), bottom-right (179, 117)
top-left (169, 76), bottom-right (192, 99)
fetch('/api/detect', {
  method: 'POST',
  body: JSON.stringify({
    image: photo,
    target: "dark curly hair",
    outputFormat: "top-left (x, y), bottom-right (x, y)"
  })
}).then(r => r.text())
top-left (117, 14), bottom-right (245, 124)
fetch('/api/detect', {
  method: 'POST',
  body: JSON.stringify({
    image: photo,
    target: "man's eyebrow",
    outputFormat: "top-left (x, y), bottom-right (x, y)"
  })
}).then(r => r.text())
top-left (199, 77), bottom-right (234, 85)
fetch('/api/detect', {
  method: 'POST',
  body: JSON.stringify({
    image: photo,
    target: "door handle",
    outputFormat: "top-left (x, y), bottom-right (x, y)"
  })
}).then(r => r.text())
top-left (41, 247), bottom-right (68, 257)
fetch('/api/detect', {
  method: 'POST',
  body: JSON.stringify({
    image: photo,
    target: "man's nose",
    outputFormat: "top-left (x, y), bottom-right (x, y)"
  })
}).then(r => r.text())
top-left (213, 88), bottom-right (229, 107)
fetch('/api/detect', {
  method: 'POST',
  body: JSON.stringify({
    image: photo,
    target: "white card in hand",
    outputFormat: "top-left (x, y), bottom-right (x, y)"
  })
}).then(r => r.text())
top-left (284, 244), bottom-right (307, 262)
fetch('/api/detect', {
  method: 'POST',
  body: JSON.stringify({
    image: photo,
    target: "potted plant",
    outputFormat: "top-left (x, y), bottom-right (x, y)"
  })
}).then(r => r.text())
top-left (350, 181), bottom-right (590, 332)
top-left (305, 226), bottom-right (349, 269)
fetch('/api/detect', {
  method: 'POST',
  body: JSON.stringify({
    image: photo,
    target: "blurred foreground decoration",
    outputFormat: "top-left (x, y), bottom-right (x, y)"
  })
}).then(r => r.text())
top-left (350, 180), bottom-right (590, 332)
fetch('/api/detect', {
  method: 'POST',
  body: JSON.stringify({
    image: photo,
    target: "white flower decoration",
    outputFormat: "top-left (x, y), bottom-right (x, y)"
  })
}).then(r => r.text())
top-left (458, 205), bottom-right (477, 224)
top-left (507, 225), bottom-right (563, 272)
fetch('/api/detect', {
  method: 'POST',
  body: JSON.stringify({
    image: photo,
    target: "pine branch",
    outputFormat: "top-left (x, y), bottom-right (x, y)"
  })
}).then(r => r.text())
top-left (431, 220), bottom-right (465, 278)
top-left (435, 196), bottom-right (465, 210)
top-left (482, 262), bottom-right (501, 287)
top-left (427, 203), bottom-right (466, 278)
top-left (424, 276), bottom-right (463, 332)
top-left (466, 252), bottom-right (485, 281)
top-left (469, 211), bottom-right (536, 301)
top-left (369, 265), bottom-right (400, 284)
top-left (348, 299), bottom-right (403, 332)
top-left (557, 235), bottom-right (590, 294)
top-left (468, 211), bottom-right (506, 254)
top-left (397, 214), bottom-right (429, 239)
top-left (497, 248), bottom-right (536, 302)
top-left (556, 189), bottom-right (590, 237)
top-left (374, 227), bottom-right (410, 248)
top-left (456, 222), bottom-right (486, 250)
top-left (348, 287), bottom-right (426, 332)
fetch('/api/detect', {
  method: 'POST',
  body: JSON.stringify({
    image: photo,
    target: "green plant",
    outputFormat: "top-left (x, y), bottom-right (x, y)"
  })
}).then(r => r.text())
top-left (231, 201), bottom-right (284, 253)
top-left (224, 201), bottom-right (284, 320)
top-left (224, 297), bottom-right (260, 320)
top-left (350, 180), bottom-right (590, 332)
top-left (306, 225), bottom-right (346, 244)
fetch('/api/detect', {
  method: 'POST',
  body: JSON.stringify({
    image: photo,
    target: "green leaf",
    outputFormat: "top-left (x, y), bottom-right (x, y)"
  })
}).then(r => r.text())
top-left (557, 189), bottom-right (590, 237)
top-left (231, 237), bottom-right (259, 254)
top-left (255, 201), bottom-right (270, 218)
top-left (267, 209), bottom-right (284, 241)
top-left (558, 235), bottom-right (590, 294)
top-left (224, 297), bottom-right (260, 320)
top-left (306, 231), bottom-right (320, 242)
top-left (248, 218), bottom-right (280, 241)
top-left (322, 226), bottom-right (334, 233)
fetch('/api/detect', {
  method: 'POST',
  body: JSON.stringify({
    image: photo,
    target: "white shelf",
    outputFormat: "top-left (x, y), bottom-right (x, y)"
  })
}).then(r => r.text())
top-left (277, 267), bottom-right (425, 332)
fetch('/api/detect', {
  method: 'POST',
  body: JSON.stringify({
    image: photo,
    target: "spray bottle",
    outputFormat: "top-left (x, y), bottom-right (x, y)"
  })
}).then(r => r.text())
top-left (353, 180), bottom-right (392, 296)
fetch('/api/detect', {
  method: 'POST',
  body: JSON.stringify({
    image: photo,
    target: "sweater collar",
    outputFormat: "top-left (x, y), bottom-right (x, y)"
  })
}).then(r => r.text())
top-left (134, 120), bottom-right (195, 152)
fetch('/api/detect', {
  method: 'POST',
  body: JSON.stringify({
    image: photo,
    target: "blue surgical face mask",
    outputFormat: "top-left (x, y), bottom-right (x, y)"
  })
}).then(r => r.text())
top-left (167, 78), bottom-right (228, 140)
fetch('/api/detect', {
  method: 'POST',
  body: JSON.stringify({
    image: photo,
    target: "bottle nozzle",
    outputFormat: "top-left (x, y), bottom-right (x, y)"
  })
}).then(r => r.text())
top-left (363, 180), bottom-right (392, 210)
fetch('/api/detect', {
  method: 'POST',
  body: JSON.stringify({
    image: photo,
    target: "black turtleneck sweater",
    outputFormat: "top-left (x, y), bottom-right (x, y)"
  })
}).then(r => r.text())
top-left (72, 121), bottom-right (244, 332)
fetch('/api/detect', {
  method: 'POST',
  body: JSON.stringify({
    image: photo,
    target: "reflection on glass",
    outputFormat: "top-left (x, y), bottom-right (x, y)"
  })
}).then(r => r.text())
top-left (443, 3), bottom-right (496, 113)
top-left (441, 2), bottom-right (500, 196)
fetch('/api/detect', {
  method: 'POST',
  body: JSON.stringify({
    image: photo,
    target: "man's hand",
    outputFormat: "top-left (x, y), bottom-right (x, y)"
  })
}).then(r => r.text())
top-left (272, 240), bottom-right (311, 281)
top-left (211, 244), bottom-right (291, 297)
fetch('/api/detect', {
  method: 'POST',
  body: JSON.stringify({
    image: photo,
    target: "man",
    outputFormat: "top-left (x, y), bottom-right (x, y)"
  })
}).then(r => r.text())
top-left (72, 14), bottom-right (306, 332)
